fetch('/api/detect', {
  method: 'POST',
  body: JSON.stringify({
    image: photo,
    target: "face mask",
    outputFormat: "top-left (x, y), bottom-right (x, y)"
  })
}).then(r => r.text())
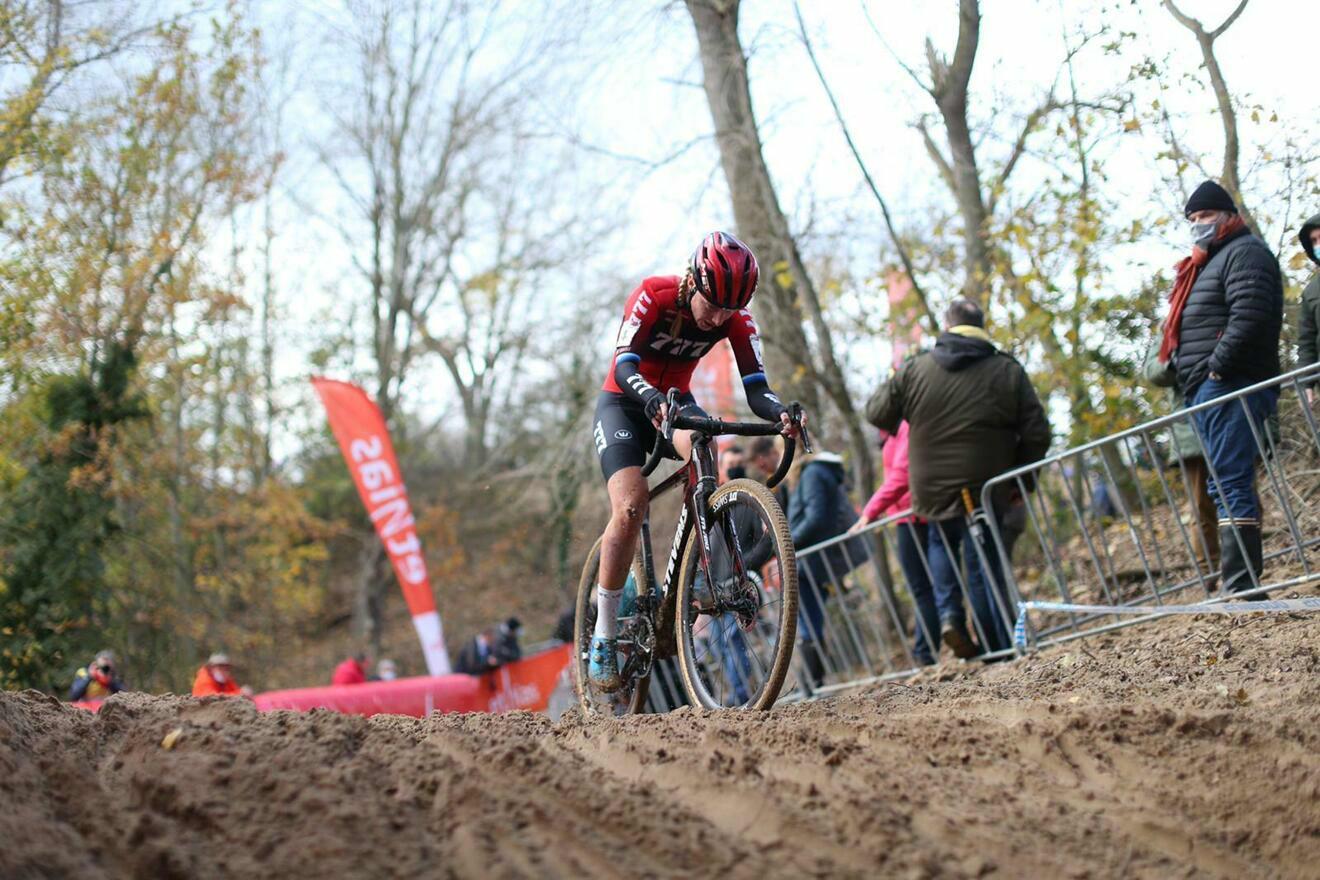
top-left (212, 668), bottom-right (229, 683)
top-left (1190, 221), bottom-right (1218, 248)
top-left (727, 465), bottom-right (747, 480)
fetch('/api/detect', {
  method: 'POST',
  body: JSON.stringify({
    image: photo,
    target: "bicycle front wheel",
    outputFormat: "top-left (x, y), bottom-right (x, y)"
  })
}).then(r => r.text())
top-left (573, 535), bottom-right (651, 716)
top-left (675, 478), bottom-right (797, 710)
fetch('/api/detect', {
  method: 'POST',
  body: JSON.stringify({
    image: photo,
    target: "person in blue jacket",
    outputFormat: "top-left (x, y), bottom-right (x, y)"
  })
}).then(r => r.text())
top-left (786, 451), bottom-right (866, 691)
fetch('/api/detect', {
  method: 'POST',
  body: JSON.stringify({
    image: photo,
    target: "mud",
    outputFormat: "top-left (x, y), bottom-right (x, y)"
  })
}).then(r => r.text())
top-left (3, 604), bottom-right (1318, 879)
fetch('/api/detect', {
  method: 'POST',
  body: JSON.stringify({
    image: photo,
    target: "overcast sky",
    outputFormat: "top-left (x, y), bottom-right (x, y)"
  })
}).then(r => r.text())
top-left (254, 0), bottom-right (1319, 447)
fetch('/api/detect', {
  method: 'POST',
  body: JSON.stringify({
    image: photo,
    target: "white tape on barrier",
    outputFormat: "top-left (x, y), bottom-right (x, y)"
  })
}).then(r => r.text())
top-left (1013, 597), bottom-right (1320, 650)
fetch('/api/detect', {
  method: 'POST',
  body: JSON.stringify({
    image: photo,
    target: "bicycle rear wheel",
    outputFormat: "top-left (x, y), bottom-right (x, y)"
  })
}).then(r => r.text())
top-left (573, 535), bottom-right (651, 716)
top-left (675, 479), bottom-right (797, 710)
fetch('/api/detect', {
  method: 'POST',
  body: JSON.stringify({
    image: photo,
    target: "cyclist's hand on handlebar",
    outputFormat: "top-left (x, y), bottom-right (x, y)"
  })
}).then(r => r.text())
top-left (778, 409), bottom-right (805, 439)
top-left (650, 401), bottom-right (668, 430)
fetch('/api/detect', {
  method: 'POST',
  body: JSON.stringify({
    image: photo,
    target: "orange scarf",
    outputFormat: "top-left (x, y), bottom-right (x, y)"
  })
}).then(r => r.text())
top-left (1160, 214), bottom-right (1247, 364)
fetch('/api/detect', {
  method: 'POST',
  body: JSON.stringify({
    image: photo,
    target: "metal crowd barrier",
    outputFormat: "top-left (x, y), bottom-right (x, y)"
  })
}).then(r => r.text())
top-left (982, 362), bottom-right (1320, 653)
top-left (641, 362), bottom-right (1320, 711)
top-left (640, 509), bottom-right (949, 713)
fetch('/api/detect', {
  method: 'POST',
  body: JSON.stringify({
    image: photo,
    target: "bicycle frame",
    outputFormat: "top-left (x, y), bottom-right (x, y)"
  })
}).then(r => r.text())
top-left (599, 389), bottom-right (807, 697)
top-left (635, 432), bottom-right (720, 657)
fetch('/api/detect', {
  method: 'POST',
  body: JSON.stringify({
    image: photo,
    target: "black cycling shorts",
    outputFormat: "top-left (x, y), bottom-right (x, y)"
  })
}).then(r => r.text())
top-left (593, 391), bottom-right (709, 480)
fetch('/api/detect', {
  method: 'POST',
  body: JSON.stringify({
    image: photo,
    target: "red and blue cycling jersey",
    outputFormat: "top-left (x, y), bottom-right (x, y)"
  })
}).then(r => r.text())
top-left (601, 275), bottom-right (784, 421)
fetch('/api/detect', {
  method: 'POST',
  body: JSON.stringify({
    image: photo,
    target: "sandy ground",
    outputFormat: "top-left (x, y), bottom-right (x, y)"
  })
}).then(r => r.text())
top-left (3, 603), bottom-right (1318, 880)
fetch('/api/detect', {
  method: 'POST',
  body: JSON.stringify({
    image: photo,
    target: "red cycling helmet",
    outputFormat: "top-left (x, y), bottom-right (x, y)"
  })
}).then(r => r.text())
top-left (690, 231), bottom-right (759, 310)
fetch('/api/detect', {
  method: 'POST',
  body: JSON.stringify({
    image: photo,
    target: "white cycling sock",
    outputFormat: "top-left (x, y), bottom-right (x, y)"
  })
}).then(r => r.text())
top-left (594, 585), bottom-right (623, 640)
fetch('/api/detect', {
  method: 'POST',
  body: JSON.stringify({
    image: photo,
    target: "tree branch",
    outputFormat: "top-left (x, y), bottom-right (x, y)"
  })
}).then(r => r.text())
top-left (917, 119), bottom-right (957, 193)
top-left (794, 1), bottom-right (939, 335)
top-left (989, 94), bottom-right (1059, 213)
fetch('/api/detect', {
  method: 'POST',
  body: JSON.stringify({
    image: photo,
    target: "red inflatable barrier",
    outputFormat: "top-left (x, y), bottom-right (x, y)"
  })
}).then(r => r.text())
top-left (252, 644), bottom-right (574, 718)
top-left (253, 673), bottom-right (487, 717)
top-left (65, 644), bottom-right (575, 719)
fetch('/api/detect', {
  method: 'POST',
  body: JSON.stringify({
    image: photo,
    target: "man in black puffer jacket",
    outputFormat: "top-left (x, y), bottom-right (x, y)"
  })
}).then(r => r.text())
top-left (1296, 212), bottom-right (1320, 402)
top-left (1156, 180), bottom-right (1283, 598)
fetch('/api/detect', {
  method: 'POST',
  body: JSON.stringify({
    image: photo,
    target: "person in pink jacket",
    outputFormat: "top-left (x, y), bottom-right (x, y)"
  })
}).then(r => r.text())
top-left (849, 422), bottom-right (954, 665)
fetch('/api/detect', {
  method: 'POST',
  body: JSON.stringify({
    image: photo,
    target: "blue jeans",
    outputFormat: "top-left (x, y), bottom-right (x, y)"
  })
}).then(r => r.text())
top-left (927, 516), bottom-right (1012, 655)
top-left (707, 614), bottom-right (752, 704)
top-left (1190, 377), bottom-right (1278, 522)
top-left (895, 521), bottom-right (940, 665)
top-left (797, 574), bottom-right (828, 647)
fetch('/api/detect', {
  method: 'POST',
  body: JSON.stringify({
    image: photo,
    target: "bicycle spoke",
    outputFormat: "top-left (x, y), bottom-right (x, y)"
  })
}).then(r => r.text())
top-left (676, 479), bottom-right (797, 710)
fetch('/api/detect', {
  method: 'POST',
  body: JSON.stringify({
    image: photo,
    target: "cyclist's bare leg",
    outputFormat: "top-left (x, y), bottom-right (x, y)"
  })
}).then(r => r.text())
top-left (598, 429), bottom-right (696, 590)
top-left (599, 466), bottom-right (649, 592)
top-left (590, 430), bottom-right (698, 689)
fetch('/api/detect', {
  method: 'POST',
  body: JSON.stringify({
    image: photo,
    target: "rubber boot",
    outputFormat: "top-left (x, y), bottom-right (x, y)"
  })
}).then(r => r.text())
top-left (940, 617), bottom-right (977, 659)
top-left (1220, 523), bottom-right (1266, 600)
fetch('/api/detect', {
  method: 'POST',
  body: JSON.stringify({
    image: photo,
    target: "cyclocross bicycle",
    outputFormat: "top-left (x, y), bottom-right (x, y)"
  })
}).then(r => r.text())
top-left (574, 388), bottom-right (810, 714)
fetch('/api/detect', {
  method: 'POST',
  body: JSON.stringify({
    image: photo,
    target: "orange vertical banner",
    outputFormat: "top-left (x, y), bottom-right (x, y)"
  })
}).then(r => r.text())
top-left (311, 378), bottom-right (451, 675)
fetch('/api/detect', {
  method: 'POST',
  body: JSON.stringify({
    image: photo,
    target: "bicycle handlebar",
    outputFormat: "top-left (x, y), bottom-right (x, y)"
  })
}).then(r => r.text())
top-left (639, 390), bottom-right (811, 491)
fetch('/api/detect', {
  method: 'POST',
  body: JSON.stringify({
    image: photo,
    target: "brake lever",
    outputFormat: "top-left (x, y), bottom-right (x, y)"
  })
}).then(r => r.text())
top-left (662, 387), bottom-right (680, 441)
top-left (789, 402), bottom-right (813, 455)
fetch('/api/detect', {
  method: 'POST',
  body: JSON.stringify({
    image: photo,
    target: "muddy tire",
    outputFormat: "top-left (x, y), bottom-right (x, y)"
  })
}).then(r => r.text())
top-left (674, 479), bottom-right (797, 710)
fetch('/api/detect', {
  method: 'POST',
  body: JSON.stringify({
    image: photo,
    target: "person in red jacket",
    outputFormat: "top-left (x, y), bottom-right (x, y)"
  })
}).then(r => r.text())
top-left (849, 422), bottom-right (961, 665)
top-left (192, 653), bottom-right (246, 697)
top-left (332, 652), bottom-right (368, 685)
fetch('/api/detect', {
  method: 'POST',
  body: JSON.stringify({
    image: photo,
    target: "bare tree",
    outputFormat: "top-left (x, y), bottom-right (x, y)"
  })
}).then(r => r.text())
top-left (414, 141), bottom-right (606, 470)
top-left (320, 0), bottom-right (528, 650)
top-left (793, 2), bottom-right (939, 338)
top-left (886, 0), bottom-right (1061, 305)
top-left (1161, 0), bottom-right (1261, 236)
top-left (320, 0), bottom-right (591, 649)
top-left (684, 0), bottom-right (874, 492)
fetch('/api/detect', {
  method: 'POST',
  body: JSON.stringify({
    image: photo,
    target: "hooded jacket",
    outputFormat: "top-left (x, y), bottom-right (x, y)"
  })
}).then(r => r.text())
top-left (1172, 224), bottom-right (1282, 394)
top-left (1297, 212), bottom-right (1320, 371)
top-left (862, 421), bottom-right (913, 523)
top-left (865, 327), bottom-right (1051, 520)
top-left (787, 452), bottom-right (868, 587)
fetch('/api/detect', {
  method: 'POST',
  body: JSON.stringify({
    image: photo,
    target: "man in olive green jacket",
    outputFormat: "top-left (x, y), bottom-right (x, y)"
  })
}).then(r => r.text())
top-left (865, 299), bottom-right (1050, 656)
top-left (1297, 212), bottom-right (1320, 402)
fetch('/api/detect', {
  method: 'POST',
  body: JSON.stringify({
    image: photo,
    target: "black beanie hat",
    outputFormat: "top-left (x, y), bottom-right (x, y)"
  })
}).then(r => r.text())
top-left (1184, 180), bottom-right (1238, 218)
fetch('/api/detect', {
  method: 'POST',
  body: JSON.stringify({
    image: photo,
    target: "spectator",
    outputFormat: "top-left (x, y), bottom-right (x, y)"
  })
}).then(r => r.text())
top-left (374, 659), bottom-right (398, 681)
top-left (192, 653), bottom-right (246, 697)
top-left (865, 297), bottom-right (1050, 657)
top-left (1090, 476), bottom-right (1118, 520)
top-left (332, 652), bottom-right (369, 685)
top-left (455, 618), bottom-right (522, 675)
top-left (1158, 180), bottom-right (1283, 597)
top-left (1297, 211), bottom-right (1320, 404)
top-left (786, 448), bottom-right (864, 690)
top-left (1143, 338), bottom-right (1219, 575)
top-left (849, 422), bottom-right (944, 666)
top-left (493, 618), bottom-right (523, 664)
top-left (998, 494), bottom-right (1028, 563)
top-left (748, 435), bottom-right (788, 510)
top-left (552, 606), bottom-right (575, 644)
top-left (68, 650), bottom-right (126, 702)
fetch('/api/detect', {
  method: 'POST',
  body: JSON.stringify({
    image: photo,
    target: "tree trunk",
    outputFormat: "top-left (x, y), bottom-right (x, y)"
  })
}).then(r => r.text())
top-left (1162, 1), bottom-right (1261, 237)
top-left (927, 0), bottom-right (992, 301)
top-left (684, 0), bottom-right (875, 493)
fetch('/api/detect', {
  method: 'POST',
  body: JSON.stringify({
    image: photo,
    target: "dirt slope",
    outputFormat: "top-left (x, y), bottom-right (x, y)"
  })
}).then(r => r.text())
top-left (2, 603), bottom-right (1318, 880)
